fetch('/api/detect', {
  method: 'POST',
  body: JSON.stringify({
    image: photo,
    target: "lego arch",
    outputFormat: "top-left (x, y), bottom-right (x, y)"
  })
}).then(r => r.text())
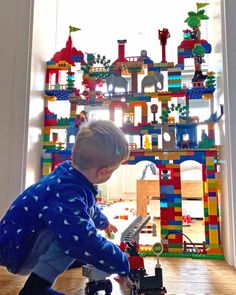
top-left (127, 101), bottom-right (148, 124)
top-left (46, 69), bottom-right (60, 89)
top-left (109, 101), bottom-right (127, 122)
top-left (180, 160), bottom-right (204, 240)
top-left (135, 160), bottom-right (160, 220)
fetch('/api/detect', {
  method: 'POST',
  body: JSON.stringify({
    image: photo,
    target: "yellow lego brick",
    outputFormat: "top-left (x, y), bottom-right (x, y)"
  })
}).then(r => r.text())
top-left (208, 202), bottom-right (217, 215)
top-left (44, 126), bottom-right (51, 134)
top-left (168, 225), bottom-right (182, 231)
top-left (168, 248), bottom-right (182, 253)
top-left (166, 234), bottom-right (176, 240)
top-left (185, 151), bottom-right (195, 156)
top-left (206, 179), bottom-right (216, 184)
top-left (173, 172), bottom-right (180, 178)
top-left (166, 164), bottom-right (180, 168)
top-left (209, 230), bottom-right (220, 244)
top-left (175, 207), bottom-right (182, 212)
top-left (175, 216), bottom-right (182, 221)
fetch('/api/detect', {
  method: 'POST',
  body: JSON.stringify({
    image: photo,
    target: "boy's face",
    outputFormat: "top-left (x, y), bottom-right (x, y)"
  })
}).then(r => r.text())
top-left (95, 163), bottom-right (120, 184)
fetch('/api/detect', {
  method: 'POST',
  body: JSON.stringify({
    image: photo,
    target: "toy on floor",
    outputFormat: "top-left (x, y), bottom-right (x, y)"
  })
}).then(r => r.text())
top-left (126, 242), bottom-right (167, 295)
top-left (120, 215), bottom-right (167, 294)
top-left (82, 265), bottom-right (112, 295)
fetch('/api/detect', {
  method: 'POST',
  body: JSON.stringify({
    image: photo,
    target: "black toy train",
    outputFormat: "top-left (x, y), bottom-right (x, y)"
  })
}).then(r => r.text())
top-left (123, 241), bottom-right (167, 295)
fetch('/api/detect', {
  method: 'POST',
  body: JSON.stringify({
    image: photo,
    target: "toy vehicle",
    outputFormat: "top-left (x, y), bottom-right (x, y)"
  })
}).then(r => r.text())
top-left (125, 242), bottom-right (167, 295)
top-left (85, 279), bottom-right (112, 295)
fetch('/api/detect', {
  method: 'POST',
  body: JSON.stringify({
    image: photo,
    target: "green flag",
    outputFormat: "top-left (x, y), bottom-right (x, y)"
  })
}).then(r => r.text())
top-left (196, 3), bottom-right (209, 10)
top-left (69, 26), bottom-right (81, 33)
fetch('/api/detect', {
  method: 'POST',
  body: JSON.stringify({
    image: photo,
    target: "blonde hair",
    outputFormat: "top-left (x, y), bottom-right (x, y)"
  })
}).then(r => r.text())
top-left (72, 120), bottom-right (130, 170)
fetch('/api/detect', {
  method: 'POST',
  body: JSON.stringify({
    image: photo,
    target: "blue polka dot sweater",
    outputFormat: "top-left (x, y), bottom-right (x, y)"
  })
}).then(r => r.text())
top-left (0, 161), bottom-right (130, 276)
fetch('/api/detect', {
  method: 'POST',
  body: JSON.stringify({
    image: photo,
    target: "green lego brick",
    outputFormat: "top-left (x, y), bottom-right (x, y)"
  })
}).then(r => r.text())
top-left (206, 165), bottom-right (215, 170)
top-left (42, 158), bottom-right (52, 163)
top-left (168, 244), bottom-right (183, 248)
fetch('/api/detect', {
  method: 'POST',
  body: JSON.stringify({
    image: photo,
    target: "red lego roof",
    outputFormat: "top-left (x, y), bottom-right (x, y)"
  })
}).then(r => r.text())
top-left (51, 36), bottom-right (84, 66)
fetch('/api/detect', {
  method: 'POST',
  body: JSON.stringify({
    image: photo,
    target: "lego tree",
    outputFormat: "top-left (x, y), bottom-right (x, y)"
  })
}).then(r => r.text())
top-left (205, 71), bottom-right (216, 88)
top-left (184, 4), bottom-right (209, 40)
top-left (185, 3), bottom-right (209, 82)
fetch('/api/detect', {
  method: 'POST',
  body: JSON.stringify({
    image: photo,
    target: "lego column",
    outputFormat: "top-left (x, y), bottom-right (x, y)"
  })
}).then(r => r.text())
top-left (204, 150), bottom-right (222, 254)
top-left (160, 164), bottom-right (183, 253)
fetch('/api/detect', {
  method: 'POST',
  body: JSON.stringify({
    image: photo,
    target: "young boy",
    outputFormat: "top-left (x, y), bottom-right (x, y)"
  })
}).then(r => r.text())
top-left (0, 119), bottom-right (130, 295)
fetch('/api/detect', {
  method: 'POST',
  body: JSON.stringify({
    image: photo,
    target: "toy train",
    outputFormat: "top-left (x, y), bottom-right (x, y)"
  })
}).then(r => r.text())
top-left (124, 241), bottom-right (167, 295)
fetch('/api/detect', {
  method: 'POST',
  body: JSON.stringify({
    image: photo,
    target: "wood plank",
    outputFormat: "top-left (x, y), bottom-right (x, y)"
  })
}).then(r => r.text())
top-left (1, 257), bottom-right (236, 294)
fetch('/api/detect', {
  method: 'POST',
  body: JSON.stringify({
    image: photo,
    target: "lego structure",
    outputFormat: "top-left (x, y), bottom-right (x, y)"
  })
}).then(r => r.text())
top-left (41, 4), bottom-right (223, 258)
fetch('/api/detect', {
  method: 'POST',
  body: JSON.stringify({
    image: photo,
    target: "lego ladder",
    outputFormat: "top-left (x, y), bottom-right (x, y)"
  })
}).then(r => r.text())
top-left (120, 215), bottom-right (151, 243)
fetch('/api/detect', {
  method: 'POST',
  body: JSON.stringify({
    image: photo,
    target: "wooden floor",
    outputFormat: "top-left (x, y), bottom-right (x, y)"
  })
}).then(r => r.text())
top-left (1, 257), bottom-right (236, 295)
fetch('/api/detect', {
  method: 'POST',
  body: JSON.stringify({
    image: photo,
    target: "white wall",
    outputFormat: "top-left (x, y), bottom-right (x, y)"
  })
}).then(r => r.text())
top-left (0, 0), bottom-right (58, 218)
top-left (25, 0), bottom-right (58, 188)
top-left (0, 0), bottom-right (34, 217)
top-left (217, 0), bottom-right (236, 267)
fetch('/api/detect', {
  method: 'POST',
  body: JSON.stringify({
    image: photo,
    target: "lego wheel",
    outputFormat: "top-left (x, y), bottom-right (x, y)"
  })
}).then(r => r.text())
top-left (85, 279), bottom-right (112, 295)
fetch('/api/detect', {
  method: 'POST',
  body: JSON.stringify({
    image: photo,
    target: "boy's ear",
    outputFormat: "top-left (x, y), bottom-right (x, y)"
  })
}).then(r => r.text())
top-left (96, 167), bottom-right (108, 177)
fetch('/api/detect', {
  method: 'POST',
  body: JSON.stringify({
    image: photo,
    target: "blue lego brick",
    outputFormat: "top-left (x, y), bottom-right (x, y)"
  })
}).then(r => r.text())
top-left (207, 174), bottom-right (216, 179)
top-left (147, 67), bottom-right (161, 72)
top-left (178, 51), bottom-right (193, 57)
top-left (174, 198), bottom-right (182, 203)
top-left (160, 202), bottom-right (168, 208)
top-left (148, 129), bottom-right (162, 134)
top-left (175, 64), bottom-right (184, 69)
top-left (166, 230), bottom-right (181, 234)
top-left (72, 55), bottom-right (83, 62)
top-left (160, 185), bottom-right (174, 194)
top-left (202, 43), bottom-right (212, 53)
top-left (126, 96), bottom-right (151, 102)
top-left (164, 194), bottom-right (181, 201)
top-left (168, 75), bottom-right (181, 80)
top-left (208, 195), bottom-right (217, 200)
top-left (168, 220), bottom-right (182, 226)
top-left (45, 89), bottom-right (73, 100)
top-left (45, 114), bottom-right (57, 118)
top-left (209, 225), bottom-right (219, 230)
top-left (187, 87), bottom-right (215, 100)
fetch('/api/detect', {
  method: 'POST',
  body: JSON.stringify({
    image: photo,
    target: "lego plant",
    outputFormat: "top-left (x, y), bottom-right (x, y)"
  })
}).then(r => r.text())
top-left (160, 103), bottom-right (187, 123)
top-left (81, 53), bottom-right (111, 78)
top-left (205, 72), bottom-right (216, 88)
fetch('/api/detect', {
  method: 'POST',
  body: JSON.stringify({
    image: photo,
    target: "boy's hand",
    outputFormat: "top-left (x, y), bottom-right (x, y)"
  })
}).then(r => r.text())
top-left (104, 223), bottom-right (118, 238)
top-left (113, 275), bottom-right (127, 284)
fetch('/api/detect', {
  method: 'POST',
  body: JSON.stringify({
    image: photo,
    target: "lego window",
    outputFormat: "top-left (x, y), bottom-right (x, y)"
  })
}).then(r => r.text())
top-left (163, 132), bottom-right (171, 142)
top-left (161, 169), bottom-right (172, 180)
top-left (69, 135), bottom-right (75, 144)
